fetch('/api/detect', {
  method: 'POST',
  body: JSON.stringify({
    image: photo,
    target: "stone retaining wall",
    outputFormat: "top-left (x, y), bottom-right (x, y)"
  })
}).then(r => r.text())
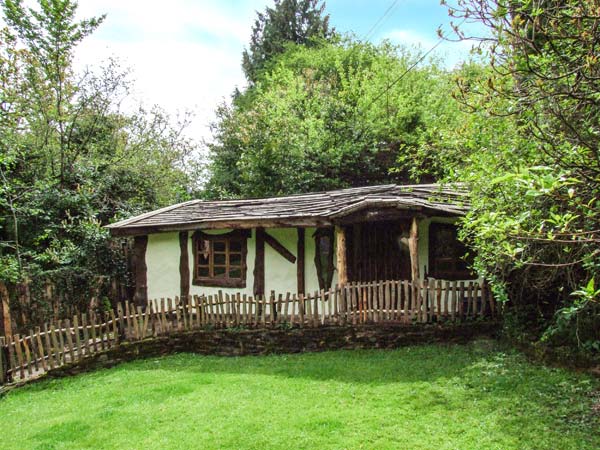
top-left (44, 322), bottom-right (499, 379)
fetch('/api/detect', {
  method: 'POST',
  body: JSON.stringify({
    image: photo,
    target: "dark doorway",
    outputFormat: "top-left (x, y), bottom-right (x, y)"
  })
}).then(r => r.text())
top-left (345, 220), bottom-right (411, 282)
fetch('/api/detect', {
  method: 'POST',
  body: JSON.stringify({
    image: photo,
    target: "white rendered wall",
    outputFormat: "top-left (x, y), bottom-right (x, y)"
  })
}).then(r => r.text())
top-left (263, 228), bottom-right (297, 295)
top-left (146, 232), bottom-right (181, 301)
top-left (145, 227), bottom-right (333, 302)
top-left (144, 219), bottom-right (466, 303)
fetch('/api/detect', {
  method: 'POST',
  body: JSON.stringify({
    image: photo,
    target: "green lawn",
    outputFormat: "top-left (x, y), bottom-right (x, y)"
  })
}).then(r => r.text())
top-left (0, 341), bottom-right (598, 450)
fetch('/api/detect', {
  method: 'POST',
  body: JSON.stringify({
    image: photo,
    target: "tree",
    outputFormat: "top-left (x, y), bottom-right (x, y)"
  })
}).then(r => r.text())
top-left (441, 0), bottom-right (600, 351)
top-left (242, 0), bottom-right (334, 84)
top-left (2, 0), bottom-right (105, 188)
top-left (0, 0), bottom-right (200, 327)
top-left (0, 27), bottom-right (30, 283)
top-left (207, 40), bottom-right (477, 198)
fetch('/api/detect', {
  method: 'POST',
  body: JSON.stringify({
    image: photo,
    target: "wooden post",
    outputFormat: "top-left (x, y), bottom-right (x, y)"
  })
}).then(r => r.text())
top-left (352, 224), bottom-right (361, 282)
top-left (408, 217), bottom-right (421, 321)
top-left (0, 281), bottom-right (13, 340)
top-left (253, 228), bottom-right (265, 298)
top-left (14, 334), bottom-right (24, 379)
top-left (179, 231), bottom-right (190, 306)
top-left (297, 228), bottom-right (305, 295)
top-left (81, 314), bottom-right (90, 357)
top-left (65, 319), bottom-right (75, 363)
top-left (0, 336), bottom-right (6, 385)
top-left (72, 316), bottom-right (81, 360)
top-left (408, 217), bottom-right (420, 283)
top-left (298, 293), bottom-right (305, 327)
top-left (133, 235), bottom-right (148, 307)
top-left (335, 226), bottom-right (348, 286)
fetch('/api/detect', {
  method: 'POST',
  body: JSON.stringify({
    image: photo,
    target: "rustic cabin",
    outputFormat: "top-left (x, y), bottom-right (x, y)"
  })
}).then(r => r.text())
top-left (0, 184), bottom-right (494, 386)
top-left (106, 184), bottom-right (478, 310)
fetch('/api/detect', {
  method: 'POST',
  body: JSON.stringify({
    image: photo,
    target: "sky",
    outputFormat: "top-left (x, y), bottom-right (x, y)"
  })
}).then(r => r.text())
top-left (67, 0), bottom-right (478, 144)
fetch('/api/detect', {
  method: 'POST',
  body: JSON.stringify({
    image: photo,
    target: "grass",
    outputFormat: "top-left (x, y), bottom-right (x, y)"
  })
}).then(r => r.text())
top-left (0, 341), bottom-right (598, 450)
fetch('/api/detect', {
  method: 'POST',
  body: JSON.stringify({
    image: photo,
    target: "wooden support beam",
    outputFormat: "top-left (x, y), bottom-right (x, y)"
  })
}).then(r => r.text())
top-left (253, 228), bottom-right (265, 297)
top-left (409, 219), bottom-right (420, 283)
top-left (0, 281), bottom-right (12, 340)
top-left (352, 224), bottom-right (361, 282)
top-left (179, 231), bottom-right (190, 303)
top-left (408, 217), bottom-right (420, 282)
top-left (264, 231), bottom-right (296, 264)
top-left (133, 235), bottom-right (148, 307)
top-left (335, 226), bottom-right (348, 286)
top-left (297, 228), bottom-right (305, 294)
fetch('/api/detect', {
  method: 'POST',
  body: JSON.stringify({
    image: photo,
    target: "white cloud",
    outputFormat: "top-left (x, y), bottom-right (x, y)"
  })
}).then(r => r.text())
top-left (72, 0), bottom-right (272, 143)
top-left (5, 1), bottom-right (483, 145)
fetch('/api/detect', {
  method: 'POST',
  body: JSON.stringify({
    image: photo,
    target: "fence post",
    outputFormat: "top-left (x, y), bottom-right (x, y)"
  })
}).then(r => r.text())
top-left (298, 293), bottom-right (304, 327)
top-left (0, 337), bottom-right (7, 385)
top-left (0, 281), bottom-right (12, 341)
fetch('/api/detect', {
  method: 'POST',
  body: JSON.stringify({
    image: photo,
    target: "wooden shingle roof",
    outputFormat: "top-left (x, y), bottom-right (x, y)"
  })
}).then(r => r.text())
top-left (106, 184), bottom-right (469, 236)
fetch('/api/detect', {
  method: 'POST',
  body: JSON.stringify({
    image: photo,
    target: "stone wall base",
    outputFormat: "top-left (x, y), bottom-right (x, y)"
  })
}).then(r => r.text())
top-left (43, 322), bottom-right (499, 380)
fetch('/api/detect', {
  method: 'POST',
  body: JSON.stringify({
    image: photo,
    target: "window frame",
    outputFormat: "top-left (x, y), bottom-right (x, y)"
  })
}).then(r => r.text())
top-left (428, 223), bottom-right (475, 280)
top-left (192, 230), bottom-right (249, 288)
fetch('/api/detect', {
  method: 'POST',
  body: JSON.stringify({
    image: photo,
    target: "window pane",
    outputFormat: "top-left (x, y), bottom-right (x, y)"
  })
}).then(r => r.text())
top-left (197, 239), bottom-right (210, 259)
top-left (214, 253), bottom-right (226, 265)
top-left (230, 240), bottom-right (242, 252)
top-left (198, 252), bottom-right (209, 265)
top-left (430, 224), bottom-right (474, 279)
top-left (194, 232), bottom-right (248, 285)
top-left (230, 253), bottom-right (241, 265)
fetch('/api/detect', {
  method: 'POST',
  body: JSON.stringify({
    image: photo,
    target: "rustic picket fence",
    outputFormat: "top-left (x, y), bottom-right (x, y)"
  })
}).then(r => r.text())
top-left (0, 278), bottom-right (497, 386)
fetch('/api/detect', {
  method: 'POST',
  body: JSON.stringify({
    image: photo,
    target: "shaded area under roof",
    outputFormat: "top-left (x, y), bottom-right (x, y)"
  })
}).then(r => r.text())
top-left (106, 184), bottom-right (469, 236)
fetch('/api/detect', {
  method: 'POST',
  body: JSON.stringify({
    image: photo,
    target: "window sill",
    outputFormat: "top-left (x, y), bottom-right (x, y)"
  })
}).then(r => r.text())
top-left (192, 278), bottom-right (246, 289)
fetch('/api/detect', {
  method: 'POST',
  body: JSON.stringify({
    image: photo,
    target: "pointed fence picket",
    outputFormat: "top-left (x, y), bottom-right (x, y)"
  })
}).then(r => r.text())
top-left (0, 278), bottom-right (497, 386)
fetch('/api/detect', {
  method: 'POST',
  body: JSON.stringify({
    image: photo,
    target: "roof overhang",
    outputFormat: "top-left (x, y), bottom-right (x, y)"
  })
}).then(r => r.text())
top-left (105, 183), bottom-right (469, 237)
top-left (107, 216), bottom-right (335, 237)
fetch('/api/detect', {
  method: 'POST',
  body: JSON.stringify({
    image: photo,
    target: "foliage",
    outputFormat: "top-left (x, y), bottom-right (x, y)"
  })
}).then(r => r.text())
top-left (2, 0), bottom-right (105, 188)
top-left (0, 0), bottom-right (199, 321)
top-left (441, 0), bottom-right (600, 352)
top-left (242, 0), bottom-right (334, 84)
top-left (1, 346), bottom-right (598, 449)
top-left (207, 40), bottom-right (473, 198)
top-left (543, 278), bottom-right (600, 353)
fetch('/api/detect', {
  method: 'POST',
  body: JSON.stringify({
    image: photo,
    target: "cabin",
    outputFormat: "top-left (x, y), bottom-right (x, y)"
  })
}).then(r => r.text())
top-left (106, 184), bottom-right (477, 309)
top-left (0, 184), bottom-right (486, 386)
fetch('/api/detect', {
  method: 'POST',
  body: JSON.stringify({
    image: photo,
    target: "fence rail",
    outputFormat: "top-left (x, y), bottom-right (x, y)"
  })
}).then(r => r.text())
top-left (0, 278), bottom-right (497, 386)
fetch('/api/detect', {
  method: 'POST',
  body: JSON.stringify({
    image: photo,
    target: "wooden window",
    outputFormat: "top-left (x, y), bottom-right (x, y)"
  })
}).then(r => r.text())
top-left (428, 223), bottom-right (475, 280)
top-left (192, 230), bottom-right (249, 288)
top-left (314, 228), bottom-right (335, 290)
